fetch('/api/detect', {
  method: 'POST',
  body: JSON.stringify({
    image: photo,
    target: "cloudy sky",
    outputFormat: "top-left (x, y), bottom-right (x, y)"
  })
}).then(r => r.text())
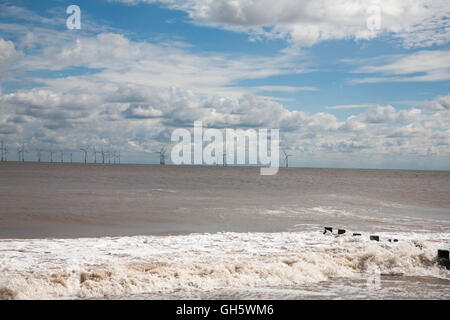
top-left (0, 0), bottom-right (449, 169)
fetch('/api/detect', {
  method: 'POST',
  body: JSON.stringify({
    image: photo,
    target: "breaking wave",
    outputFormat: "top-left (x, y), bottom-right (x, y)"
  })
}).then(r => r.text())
top-left (0, 231), bottom-right (449, 299)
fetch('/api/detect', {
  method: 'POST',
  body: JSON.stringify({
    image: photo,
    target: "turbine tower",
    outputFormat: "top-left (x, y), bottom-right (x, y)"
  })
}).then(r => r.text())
top-left (36, 149), bottom-right (42, 162)
top-left (0, 140), bottom-right (4, 162)
top-left (18, 143), bottom-right (26, 162)
top-left (93, 147), bottom-right (97, 164)
top-left (60, 151), bottom-right (64, 163)
top-left (3, 147), bottom-right (8, 161)
top-left (156, 146), bottom-right (166, 165)
top-left (50, 150), bottom-right (54, 163)
top-left (283, 150), bottom-right (293, 168)
top-left (80, 146), bottom-right (89, 164)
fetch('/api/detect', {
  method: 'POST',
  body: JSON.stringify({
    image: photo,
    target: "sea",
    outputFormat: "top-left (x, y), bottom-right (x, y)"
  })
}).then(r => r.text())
top-left (0, 162), bottom-right (449, 299)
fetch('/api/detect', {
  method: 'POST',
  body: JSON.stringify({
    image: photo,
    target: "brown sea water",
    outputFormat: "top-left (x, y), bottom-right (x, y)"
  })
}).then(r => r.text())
top-left (1, 162), bottom-right (449, 238)
top-left (0, 162), bottom-right (449, 299)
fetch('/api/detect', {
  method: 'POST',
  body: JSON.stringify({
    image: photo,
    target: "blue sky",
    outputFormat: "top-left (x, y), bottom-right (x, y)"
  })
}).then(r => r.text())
top-left (0, 0), bottom-right (449, 169)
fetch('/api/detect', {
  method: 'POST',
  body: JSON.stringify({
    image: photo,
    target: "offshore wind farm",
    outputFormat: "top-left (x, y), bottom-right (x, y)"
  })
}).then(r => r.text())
top-left (0, 141), bottom-right (123, 165)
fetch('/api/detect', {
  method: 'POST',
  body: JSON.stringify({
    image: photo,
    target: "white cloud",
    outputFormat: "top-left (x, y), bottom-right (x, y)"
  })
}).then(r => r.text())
top-left (0, 4), bottom-right (57, 25)
top-left (325, 104), bottom-right (376, 110)
top-left (112, 0), bottom-right (450, 48)
top-left (249, 86), bottom-right (318, 92)
top-left (350, 50), bottom-right (450, 83)
top-left (424, 93), bottom-right (450, 112)
top-left (0, 38), bottom-right (23, 78)
top-left (360, 105), bottom-right (422, 124)
top-left (10, 32), bottom-right (311, 99)
top-left (1, 82), bottom-right (449, 165)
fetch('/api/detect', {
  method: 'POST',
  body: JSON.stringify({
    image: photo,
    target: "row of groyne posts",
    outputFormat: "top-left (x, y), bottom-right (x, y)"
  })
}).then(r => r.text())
top-left (323, 227), bottom-right (450, 270)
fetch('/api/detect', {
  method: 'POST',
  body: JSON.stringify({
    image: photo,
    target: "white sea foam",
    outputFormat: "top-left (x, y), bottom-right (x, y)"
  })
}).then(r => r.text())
top-left (0, 231), bottom-right (449, 299)
top-left (151, 189), bottom-right (178, 194)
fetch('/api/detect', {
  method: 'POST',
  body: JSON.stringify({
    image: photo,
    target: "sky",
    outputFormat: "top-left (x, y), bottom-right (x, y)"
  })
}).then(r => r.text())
top-left (0, 0), bottom-right (449, 169)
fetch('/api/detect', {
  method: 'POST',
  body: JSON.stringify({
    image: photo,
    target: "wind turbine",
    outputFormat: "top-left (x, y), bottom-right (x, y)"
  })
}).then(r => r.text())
top-left (223, 152), bottom-right (226, 167)
top-left (118, 151), bottom-right (121, 164)
top-left (49, 150), bottom-right (54, 163)
top-left (93, 147), bottom-right (97, 164)
top-left (18, 143), bottom-right (26, 162)
top-left (3, 147), bottom-right (8, 161)
top-left (156, 146), bottom-right (166, 165)
top-left (0, 140), bottom-right (4, 161)
top-left (60, 151), bottom-right (64, 163)
top-left (22, 143), bottom-right (26, 161)
top-left (36, 149), bottom-right (42, 162)
top-left (283, 150), bottom-right (293, 168)
top-left (101, 148), bottom-right (105, 164)
top-left (80, 146), bottom-right (90, 164)
top-left (70, 152), bottom-right (73, 163)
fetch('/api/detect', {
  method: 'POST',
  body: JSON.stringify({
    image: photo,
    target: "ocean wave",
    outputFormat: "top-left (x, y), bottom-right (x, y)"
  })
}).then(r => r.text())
top-left (151, 189), bottom-right (177, 194)
top-left (0, 231), bottom-right (449, 299)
